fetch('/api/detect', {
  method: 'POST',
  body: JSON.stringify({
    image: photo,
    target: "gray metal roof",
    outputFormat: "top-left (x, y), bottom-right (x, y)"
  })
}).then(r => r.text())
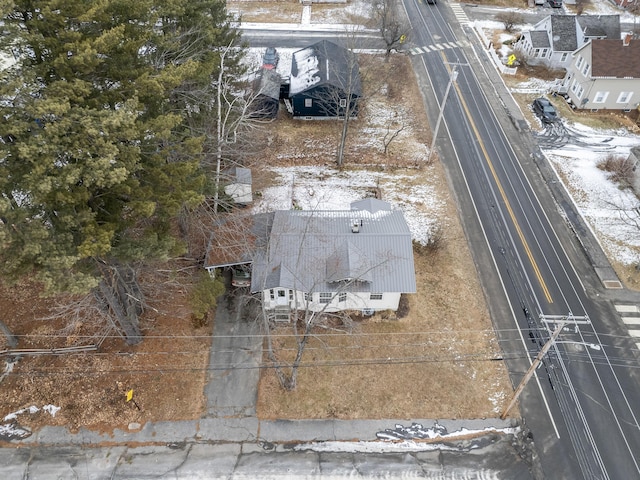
top-left (251, 201), bottom-right (416, 294)
top-left (257, 68), bottom-right (282, 101)
top-left (350, 197), bottom-right (390, 213)
top-left (229, 166), bottom-right (252, 185)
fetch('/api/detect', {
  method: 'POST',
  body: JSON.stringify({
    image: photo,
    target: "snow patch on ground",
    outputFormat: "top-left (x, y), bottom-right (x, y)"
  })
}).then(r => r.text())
top-left (4, 404), bottom-right (61, 421)
top-left (294, 425), bottom-right (520, 453)
top-left (253, 166), bottom-right (446, 245)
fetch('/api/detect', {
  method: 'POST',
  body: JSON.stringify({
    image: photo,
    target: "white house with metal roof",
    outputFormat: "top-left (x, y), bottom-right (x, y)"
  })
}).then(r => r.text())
top-left (251, 198), bottom-right (416, 316)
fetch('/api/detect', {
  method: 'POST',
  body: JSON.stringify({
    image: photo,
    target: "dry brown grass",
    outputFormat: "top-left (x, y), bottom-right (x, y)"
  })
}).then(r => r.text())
top-left (228, 1), bottom-right (302, 23)
top-left (0, 265), bottom-right (211, 434)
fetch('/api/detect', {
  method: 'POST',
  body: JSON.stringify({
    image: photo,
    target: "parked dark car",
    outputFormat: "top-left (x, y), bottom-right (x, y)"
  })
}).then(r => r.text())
top-left (426, 0), bottom-right (436, 4)
top-left (532, 97), bottom-right (558, 124)
top-left (231, 268), bottom-right (251, 288)
top-left (262, 47), bottom-right (279, 70)
top-left (548, 0), bottom-right (562, 7)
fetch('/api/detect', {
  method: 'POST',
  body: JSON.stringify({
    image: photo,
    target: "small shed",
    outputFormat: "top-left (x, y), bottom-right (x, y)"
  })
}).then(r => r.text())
top-left (224, 167), bottom-right (252, 205)
top-left (252, 69), bottom-right (281, 119)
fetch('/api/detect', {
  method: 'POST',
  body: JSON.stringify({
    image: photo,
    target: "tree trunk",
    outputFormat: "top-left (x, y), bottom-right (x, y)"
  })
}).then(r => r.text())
top-left (0, 318), bottom-right (18, 348)
top-left (96, 263), bottom-right (143, 345)
top-left (336, 115), bottom-right (350, 168)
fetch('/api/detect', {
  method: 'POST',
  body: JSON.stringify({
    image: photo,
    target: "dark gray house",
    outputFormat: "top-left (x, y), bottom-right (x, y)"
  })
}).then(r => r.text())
top-left (285, 40), bottom-right (362, 119)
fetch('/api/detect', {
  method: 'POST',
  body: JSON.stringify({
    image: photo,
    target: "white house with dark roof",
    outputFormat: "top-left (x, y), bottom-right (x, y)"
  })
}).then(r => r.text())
top-left (557, 36), bottom-right (640, 110)
top-left (514, 15), bottom-right (620, 69)
top-left (250, 198), bottom-right (416, 316)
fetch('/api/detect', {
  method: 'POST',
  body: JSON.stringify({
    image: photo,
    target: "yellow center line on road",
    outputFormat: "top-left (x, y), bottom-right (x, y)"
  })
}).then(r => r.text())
top-left (440, 60), bottom-right (554, 304)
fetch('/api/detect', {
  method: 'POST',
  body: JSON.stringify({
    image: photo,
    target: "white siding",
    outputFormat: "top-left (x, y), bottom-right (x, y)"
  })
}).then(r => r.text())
top-left (261, 289), bottom-right (401, 313)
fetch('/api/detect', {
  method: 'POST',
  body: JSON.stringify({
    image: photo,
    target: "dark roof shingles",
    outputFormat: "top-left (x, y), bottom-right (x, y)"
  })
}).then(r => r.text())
top-left (591, 39), bottom-right (640, 78)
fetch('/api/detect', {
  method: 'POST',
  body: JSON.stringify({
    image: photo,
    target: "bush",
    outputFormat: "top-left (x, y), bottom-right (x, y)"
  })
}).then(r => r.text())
top-left (396, 294), bottom-right (410, 319)
top-left (597, 155), bottom-right (636, 188)
top-left (190, 270), bottom-right (226, 325)
top-left (413, 225), bottom-right (444, 256)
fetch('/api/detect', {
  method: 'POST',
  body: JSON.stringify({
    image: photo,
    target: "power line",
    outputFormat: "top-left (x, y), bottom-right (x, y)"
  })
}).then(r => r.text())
top-left (3, 349), bottom-right (640, 378)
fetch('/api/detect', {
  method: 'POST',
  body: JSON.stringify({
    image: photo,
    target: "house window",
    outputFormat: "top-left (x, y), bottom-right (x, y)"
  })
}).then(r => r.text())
top-left (593, 91), bottom-right (609, 103)
top-left (541, 48), bottom-right (548, 58)
top-left (370, 293), bottom-right (383, 300)
top-left (617, 92), bottom-right (633, 104)
top-left (581, 63), bottom-right (589, 76)
top-left (534, 48), bottom-right (540, 57)
top-left (319, 292), bottom-right (332, 304)
top-left (339, 292), bottom-right (347, 303)
top-left (560, 52), bottom-right (568, 62)
top-left (304, 292), bottom-right (312, 301)
top-left (289, 290), bottom-right (294, 301)
top-left (278, 289), bottom-right (286, 298)
top-left (576, 56), bottom-right (583, 69)
top-left (571, 81), bottom-right (584, 99)
top-left (304, 98), bottom-right (312, 108)
top-left (269, 289), bottom-right (275, 300)
top-left (339, 98), bottom-right (347, 108)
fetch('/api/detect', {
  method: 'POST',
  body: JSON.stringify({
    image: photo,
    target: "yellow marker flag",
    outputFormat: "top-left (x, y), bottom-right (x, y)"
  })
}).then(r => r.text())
top-left (126, 389), bottom-right (134, 402)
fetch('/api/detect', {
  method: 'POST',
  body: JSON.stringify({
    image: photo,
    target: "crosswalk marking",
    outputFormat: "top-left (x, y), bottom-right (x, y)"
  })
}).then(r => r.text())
top-left (450, 2), bottom-right (470, 26)
top-left (629, 329), bottom-right (640, 337)
top-left (622, 317), bottom-right (640, 325)
top-left (615, 304), bottom-right (639, 313)
top-left (408, 40), bottom-right (469, 56)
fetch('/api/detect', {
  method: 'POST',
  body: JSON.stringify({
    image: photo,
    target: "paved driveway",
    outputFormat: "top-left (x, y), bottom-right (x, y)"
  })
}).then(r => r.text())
top-left (204, 288), bottom-right (262, 418)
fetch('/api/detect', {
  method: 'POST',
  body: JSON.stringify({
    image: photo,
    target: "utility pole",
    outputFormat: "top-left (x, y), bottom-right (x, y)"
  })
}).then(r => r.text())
top-left (500, 321), bottom-right (566, 420)
top-left (427, 66), bottom-right (458, 164)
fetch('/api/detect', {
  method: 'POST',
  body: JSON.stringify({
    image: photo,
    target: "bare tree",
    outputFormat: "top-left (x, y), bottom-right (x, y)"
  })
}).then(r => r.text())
top-left (382, 109), bottom-right (409, 155)
top-left (575, 0), bottom-right (592, 15)
top-left (496, 11), bottom-right (524, 34)
top-left (372, 0), bottom-right (412, 58)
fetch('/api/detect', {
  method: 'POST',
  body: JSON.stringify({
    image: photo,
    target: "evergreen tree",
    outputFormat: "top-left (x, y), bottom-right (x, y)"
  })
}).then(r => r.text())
top-left (0, 0), bottom-right (241, 345)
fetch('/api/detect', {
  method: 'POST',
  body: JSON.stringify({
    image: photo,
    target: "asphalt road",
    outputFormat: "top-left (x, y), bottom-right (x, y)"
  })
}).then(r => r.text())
top-left (400, 0), bottom-right (640, 478)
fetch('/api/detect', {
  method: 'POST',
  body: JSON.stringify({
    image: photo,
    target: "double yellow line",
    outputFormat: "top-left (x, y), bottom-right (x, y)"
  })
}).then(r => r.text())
top-left (443, 62), bottom-right (553, 304)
